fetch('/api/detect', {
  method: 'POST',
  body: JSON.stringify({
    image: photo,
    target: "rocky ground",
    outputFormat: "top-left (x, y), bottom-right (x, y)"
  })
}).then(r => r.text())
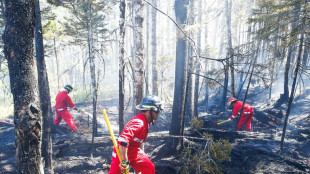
top-left (1, 97), bottom-right (310, 174)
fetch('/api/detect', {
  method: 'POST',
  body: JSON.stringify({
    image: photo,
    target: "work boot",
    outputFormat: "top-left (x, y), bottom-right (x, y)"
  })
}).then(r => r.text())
top-left (71, 129), bottom-right (78, 134)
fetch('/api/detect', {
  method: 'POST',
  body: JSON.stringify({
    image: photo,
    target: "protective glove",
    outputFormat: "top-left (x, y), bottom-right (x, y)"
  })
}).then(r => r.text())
top-left (119, 161), bottom-right (129, 173)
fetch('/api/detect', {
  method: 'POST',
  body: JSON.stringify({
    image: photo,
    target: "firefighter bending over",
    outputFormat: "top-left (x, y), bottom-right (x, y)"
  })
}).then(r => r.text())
top-left (227, 97), bottom-right (254, 132)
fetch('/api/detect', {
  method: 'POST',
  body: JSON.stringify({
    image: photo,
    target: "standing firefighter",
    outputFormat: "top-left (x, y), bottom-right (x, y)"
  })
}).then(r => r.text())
top-left (54, 85), bottom-right (81, 132)
top-left (108, 95), bottom-right (163, 174)
top-left (227, 97), bottom-right (254, 132)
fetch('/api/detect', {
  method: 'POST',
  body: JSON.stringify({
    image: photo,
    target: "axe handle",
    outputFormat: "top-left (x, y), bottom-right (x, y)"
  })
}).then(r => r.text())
top-left (216, 119), bottom-right (230, 125)
top-left (102, 109), bottom-right (129, 174)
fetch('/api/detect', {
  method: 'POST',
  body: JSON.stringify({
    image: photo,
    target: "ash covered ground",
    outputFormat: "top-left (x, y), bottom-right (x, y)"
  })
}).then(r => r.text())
top-left (1, 95), bottom-right (310, 174)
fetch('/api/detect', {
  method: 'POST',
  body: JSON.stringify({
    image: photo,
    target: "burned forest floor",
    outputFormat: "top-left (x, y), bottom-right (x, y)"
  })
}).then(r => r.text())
top-left (1, 97), bottom-right (310, 174)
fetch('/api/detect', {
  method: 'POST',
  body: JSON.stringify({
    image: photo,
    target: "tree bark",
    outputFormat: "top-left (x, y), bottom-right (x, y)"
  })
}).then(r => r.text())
top-left (151, 0), bottom-right (158, 96)
top-left (168, 0), bottom-right (189, 152)
top-left (88, 1), bottom-right (98, 138)
top-left (35, 0), bottom-right (53, 173)
top-left (53, 37), bottom-right (60, 91)
top-left (185, 0), bottom-right (195, 125)
top-left (194, 0), bottom-right (202, 117)
top-left (281, 4), bottom-right (305, 152)
top-left (225, 0), bottom-right (234, 97)
top-left (237, 0), bottom-right (253, 97)
top-left (119, 0), bottom-right (126, 132)
top-left (278, 4), bottom-right (301, 107)
top-left (301, 37), bottom-right (309, 70)
top-left (145, 2), bottom-right (149, 95)
top-left (3, 0), bottom-right (44, 173)
top-left (221, 63), bottom-right (229, 110)
top-left (133, 0), bottom-right (145, 114)
top-left (185, 42), bottom-right (193, 126)
top-left (203, 0), bottom-right (209, 110)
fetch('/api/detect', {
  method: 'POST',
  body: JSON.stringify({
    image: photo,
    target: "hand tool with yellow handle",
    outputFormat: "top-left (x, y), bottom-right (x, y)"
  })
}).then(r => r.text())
top-left (102, 109), bottom-right (129, 174)
top-left (215, 119), bottom-right (231, 126)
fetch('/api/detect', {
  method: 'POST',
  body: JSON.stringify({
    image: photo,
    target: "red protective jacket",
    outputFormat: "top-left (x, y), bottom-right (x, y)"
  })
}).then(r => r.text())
top-left (230, 101), bottom-right (254, 131)
top-left (230, 101), bottom-right (253, 119)
top-left (54, 91), bottom-right (77, 131)
top-left (109, 113), bottom-right (155, 174)
top-left (55, 91), bottom-right (76, 111)
top-left (118, 114), bottom-right (149, 146)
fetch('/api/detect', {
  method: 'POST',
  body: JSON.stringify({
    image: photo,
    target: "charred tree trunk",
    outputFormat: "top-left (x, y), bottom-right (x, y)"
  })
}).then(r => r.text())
top-left (151, 0), bottom-right (158, 96)
top-left (225, 0), bottom-right (234, 97)
top-left (185, 0), bottom-right (195, 125)
top-left (221, 63), bottom-right (229, 110)
top-left (269, 58), bottom-right (275, 99)
top-left (202, 1), bottom-right (209, 110)
top-left (237, 0), bottom-right (253, 97)
top-left (301, 37), bottom-right (309, 69)
top-left (282, 44), bottom-right (293, 103)
top-left (145, 2), bottom-right (149, 95)
top-left (133, 0), bottom-right (145, 114)
top-left (2, 0), bottom-right (44, 173)
top-left (53, 37), bottom-right (60, 91)
top-left (35, 0), bottom-right (53, 173)
top-left (88, 2), bottom-right (98, 138)
top-left (185, 43), bottom-right (193, 126)
top-left (194, 0), bottom-right (202, 117)
top-left (276, 4), bottom-right (301, 108)
top-left (281, 6), bottom-right (305, 152)
top-left (167, 0), bottom-right (189, 153)
top-left (119, 0), bottom-right (126, 132)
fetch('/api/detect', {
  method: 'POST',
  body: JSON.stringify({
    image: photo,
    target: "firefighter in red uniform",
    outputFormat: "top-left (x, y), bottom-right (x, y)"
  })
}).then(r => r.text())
top-left (227, 97), bottom-right (254, 132)
top-left (108, 95), bottom-right (163, 174)
top-left (54, 85), bottom-right (81, 132)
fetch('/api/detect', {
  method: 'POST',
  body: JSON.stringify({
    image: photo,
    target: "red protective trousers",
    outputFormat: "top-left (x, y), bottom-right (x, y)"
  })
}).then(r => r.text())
top-left (108, 114), bottom-right (155, 174)
top-left (54, 110), bottom-right (77, 131)
top-left (237, 112), bottom-right (253, 131)
top-left (108, 147), bottom-right (155, 174)
top-left (53, 91), bottom-right (77, 132)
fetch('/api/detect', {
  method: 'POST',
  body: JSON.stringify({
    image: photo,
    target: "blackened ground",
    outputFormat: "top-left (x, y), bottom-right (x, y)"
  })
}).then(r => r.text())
top-left (0, 119), bottom-right (15, 173)
top-left (1, 97), bottom-right (310, 173)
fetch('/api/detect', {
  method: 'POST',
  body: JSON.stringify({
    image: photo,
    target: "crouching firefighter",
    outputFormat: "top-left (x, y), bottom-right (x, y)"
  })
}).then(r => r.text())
top-left (54, 85), bottom-right (81, 132)
top-left (227, 97), bottom-right (254, 132)
top-left (108, 95), bottom-right (163, 174)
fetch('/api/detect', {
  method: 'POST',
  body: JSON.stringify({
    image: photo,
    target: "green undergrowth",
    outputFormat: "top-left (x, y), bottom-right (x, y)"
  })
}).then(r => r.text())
top-left (69, 85), bottom-right (118, 104)
top-left (180, 117), bottom-right (232, 174)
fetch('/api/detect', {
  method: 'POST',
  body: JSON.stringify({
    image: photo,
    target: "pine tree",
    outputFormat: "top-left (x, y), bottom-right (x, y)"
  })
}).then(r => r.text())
top-left (249, 0), bottom-right (309, 107)
top-left (50, 0), bottom-right (109, 136)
